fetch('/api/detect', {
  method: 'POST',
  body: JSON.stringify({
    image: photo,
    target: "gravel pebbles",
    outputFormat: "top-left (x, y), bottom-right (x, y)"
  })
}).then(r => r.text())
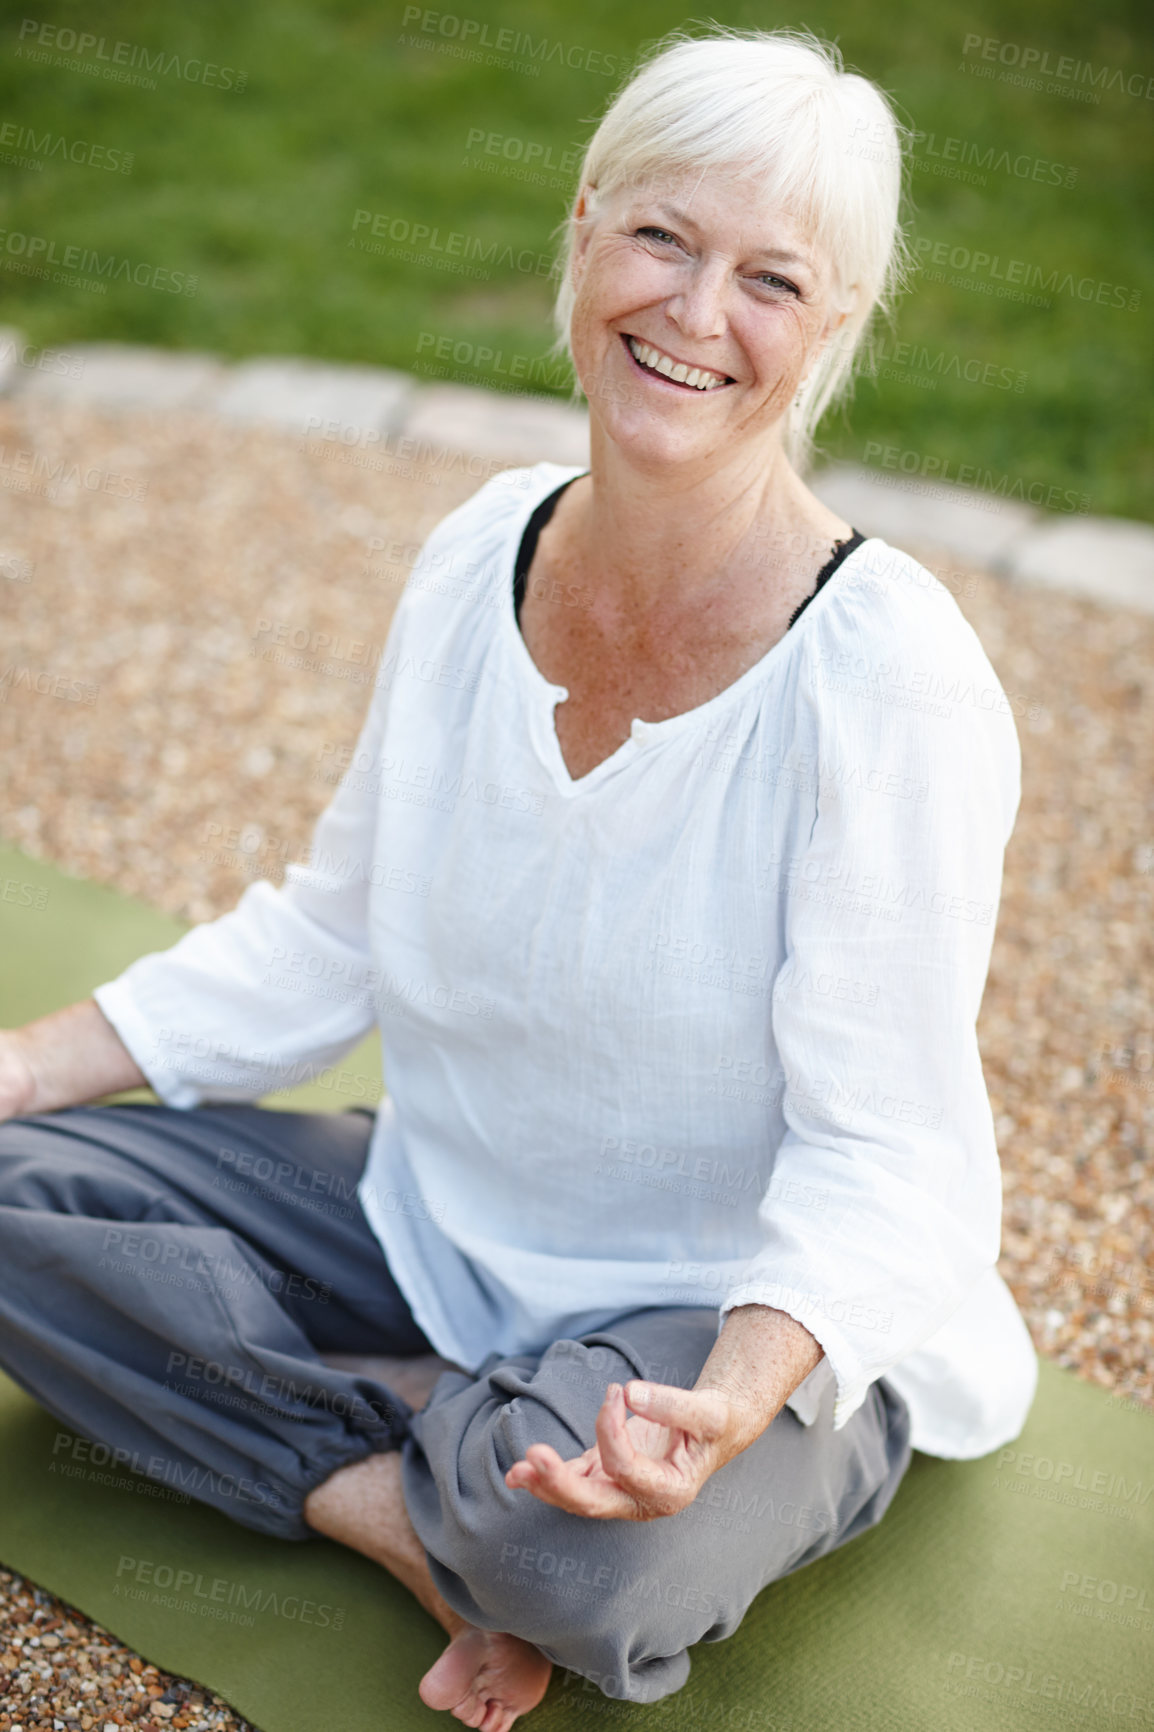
top-left (0, 1569), bottom-right (255, 1732)
top-left (1, 394), bottom-right (1151, 1710)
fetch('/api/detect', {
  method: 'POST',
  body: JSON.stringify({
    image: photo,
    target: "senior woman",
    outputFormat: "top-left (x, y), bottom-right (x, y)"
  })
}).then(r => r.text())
top-left (0, 26), bottom-right (1036, 1732)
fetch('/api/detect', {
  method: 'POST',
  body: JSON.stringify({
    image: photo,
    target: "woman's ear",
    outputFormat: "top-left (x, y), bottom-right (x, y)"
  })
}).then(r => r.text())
top-left (571, 184), bottom-right (599, 282)
top-left (821, 306), bottom-right (851, 343)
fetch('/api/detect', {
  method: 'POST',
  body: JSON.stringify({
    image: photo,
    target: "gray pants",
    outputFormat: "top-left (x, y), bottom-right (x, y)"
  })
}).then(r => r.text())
top-left (0, 1102), bottom-right (911, 1703)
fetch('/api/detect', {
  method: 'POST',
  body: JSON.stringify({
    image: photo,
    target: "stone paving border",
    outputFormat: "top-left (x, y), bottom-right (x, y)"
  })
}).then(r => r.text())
top-left (2, 327), bottom-right (1151, 611)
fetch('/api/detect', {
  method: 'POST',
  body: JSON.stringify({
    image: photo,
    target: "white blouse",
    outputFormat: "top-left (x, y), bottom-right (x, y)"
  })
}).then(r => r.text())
top-left (93, 460), bottom-right (1038, 1460)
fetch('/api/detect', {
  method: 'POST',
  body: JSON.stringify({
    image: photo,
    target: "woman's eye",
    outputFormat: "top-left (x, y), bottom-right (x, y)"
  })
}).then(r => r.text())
top-left (637, 226), bottom-right (678, 245)
top-left (756, 274), bottom-right (799, 294)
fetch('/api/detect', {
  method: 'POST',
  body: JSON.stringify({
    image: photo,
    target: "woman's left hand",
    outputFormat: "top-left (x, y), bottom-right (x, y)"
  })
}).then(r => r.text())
top-left (503, 1379), bottom-right (756, 1521)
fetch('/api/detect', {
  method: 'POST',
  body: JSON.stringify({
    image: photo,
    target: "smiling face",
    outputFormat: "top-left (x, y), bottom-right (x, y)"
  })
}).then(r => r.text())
top-left (568, 172), bottom-right (846, 472)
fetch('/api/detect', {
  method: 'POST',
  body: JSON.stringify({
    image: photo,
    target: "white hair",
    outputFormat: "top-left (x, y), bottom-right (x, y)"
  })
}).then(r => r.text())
top-left (549, 26), bottom-right (912, 471)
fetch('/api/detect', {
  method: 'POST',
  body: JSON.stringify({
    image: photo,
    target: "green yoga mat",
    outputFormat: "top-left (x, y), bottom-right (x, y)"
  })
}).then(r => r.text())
top-left (3, 840), bottom-right (1154, 1729)
top-left (1, 1363), bottom-right (1151, 1732)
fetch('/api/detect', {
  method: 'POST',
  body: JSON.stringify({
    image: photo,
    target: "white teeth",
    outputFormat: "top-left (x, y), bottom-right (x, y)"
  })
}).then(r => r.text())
top-left (626, 335), bottom-right (727, 390)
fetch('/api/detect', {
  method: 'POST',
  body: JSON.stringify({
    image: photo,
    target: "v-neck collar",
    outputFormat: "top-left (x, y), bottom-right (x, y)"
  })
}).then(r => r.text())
top-left (498, 466), bottom-right (875, 798)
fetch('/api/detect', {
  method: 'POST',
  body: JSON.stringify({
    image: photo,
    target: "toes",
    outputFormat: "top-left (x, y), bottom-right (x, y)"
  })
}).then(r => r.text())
top-left (422, 1629), bottom-right (549, 1730)
top-left (418, 1657), bottom-right (467, 1713)
top-left (478, 1703), bottom-right (513, 1732)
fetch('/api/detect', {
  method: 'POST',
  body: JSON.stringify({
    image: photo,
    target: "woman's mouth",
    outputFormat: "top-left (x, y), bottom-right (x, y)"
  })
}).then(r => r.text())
top-left (620, 332), bottom-right (733, 392)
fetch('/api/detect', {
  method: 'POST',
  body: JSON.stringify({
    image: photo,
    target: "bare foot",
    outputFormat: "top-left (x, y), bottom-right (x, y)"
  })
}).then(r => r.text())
top-left (419, 1625), bottom-right (552, 1731)
top-left (305, 1393), bottom-right (549, 1727)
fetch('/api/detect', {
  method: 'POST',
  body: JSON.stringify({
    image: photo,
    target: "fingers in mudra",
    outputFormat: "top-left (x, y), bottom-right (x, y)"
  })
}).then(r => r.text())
top-left (504, 1379), bottom-right (733, 1520)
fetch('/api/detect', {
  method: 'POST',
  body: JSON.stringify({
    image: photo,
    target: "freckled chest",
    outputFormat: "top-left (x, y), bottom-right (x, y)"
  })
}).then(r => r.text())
top-left (518, 530), bottom-right (804, 782)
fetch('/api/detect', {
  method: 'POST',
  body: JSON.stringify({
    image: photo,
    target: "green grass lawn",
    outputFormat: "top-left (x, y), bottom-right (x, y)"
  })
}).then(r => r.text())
top-left (1, 0), bottom-right (1150, 518)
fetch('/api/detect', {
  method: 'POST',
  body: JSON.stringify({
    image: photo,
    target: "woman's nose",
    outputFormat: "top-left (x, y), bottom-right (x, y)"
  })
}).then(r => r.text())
top-left (665, 262), bottom-right (730, 341)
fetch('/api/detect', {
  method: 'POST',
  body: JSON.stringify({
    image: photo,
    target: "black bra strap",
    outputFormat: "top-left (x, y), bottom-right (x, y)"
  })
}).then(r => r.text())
top-left (514, 479), bottom-right (579, 623)
top-left (514, 487), bottom-right (864, 635)
top-left (786, 530), bottom-right (866, 631)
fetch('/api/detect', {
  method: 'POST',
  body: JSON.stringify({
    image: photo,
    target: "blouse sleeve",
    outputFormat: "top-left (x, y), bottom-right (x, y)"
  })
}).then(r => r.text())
top-left (89, 462), bottom-right (539, 1109)
top-left (90, 469), bottom-right (534, 1109)
top-left (717, 580), bottom-right (1023, 1429)
top-left (91, 677), bottom-right (392, 1109)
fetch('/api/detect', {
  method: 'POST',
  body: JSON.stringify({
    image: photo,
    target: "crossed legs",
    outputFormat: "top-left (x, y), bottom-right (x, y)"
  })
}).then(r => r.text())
top-left (0, 1104), bottom-right (911, 1727)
